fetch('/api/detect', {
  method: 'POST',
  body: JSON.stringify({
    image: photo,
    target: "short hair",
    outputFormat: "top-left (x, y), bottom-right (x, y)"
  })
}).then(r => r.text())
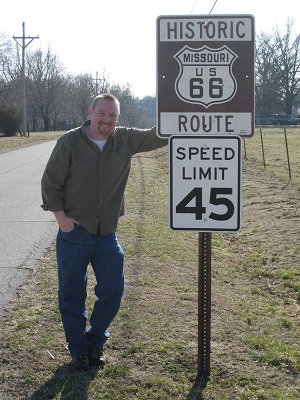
top-left (91, 93), bottom-right (120, 115)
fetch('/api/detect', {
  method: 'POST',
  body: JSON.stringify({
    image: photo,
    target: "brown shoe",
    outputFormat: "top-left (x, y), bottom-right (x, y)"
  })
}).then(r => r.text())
top-left (89, 348), bottom-right (106, 368)
top-left (70, 354), bottom-right (89, 371)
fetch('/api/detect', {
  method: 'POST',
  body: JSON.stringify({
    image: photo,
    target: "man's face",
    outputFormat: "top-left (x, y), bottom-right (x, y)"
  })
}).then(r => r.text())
top-left (89, 99), bottom-right (119, 139)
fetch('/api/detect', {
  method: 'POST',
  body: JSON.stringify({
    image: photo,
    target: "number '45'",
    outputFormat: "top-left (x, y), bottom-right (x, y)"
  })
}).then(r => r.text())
top-left (176, 187), bottom-right (234, 221)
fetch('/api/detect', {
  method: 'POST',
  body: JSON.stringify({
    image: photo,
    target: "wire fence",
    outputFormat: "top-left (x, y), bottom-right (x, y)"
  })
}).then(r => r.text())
top-left (243, 127), bottom-right (300, 187)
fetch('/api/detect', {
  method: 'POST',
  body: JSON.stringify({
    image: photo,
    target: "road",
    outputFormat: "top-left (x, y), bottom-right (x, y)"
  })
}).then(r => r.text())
top-left (0, 141), bottom-right (58, 320)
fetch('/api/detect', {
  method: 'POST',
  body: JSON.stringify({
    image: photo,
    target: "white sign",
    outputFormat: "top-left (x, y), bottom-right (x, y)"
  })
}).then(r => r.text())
top-left (170, 136), bottom-right (242, 231)
top-left (174, 45), bottom-right (238, 107)
top-left (156, 15), bottom-right (255, 138)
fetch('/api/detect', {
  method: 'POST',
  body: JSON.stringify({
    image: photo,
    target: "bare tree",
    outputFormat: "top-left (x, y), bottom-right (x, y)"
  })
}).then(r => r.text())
top-left (255, 18), bottom-right (300, 120)
top-left (0, 34), bottom-right (21, 84)
top-left (67, 73), bottom-right (95, 125)
top-left (63, 71), bottom-right (112, 128)
top-left (26, 46), bottom-right (66, 131)
top-left (272, 19), bottom-right (300, 114)
top-left (255, 32), bottom-right (279, 122)
top-left (0, 34), bottom-right (23, 135)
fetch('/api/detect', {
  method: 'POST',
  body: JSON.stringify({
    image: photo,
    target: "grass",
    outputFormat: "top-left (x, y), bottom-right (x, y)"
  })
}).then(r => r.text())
top-left (0, 127), bottom-right (299, 399)
top-left (243, 126), bottom-right (300, 187)
top-left (0, 130), bottom-right (64, 153)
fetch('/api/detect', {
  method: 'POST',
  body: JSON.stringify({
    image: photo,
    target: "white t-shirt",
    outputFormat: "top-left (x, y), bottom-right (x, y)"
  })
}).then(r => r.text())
top-left (90, 138), bottom-right (107, 152)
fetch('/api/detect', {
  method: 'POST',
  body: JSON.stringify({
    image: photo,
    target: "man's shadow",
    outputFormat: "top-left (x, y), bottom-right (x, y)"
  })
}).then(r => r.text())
top-left (26, 364), bottom-right (99, 400)
top-left (26, 364), bottom-right (208, 399)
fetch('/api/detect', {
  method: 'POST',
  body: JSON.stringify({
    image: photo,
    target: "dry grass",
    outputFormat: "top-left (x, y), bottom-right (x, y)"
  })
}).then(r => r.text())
top-left (0, 128), bottom-right (299, 399)
top-left (0, 131), bottom-right (64, 154)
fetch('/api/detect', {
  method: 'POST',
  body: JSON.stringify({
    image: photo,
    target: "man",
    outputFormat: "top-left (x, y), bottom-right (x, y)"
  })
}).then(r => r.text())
top-left (41, 93), bottom-right (167, 371)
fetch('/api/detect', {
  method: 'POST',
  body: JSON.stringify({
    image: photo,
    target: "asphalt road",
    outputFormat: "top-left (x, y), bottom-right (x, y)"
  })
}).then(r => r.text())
top-left (0, 140), bottom-right (58, 320)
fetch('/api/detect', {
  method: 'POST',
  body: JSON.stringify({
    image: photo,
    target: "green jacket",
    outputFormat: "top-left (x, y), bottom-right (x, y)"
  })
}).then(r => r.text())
top-left (41, 121), bottom-right (167, 234)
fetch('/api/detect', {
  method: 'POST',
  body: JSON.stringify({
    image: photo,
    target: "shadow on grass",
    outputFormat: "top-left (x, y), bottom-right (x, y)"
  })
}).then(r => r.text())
top-left (187, 375), bottom-right (210, 400)
top-left (26, 364), bottom-right (99, 400)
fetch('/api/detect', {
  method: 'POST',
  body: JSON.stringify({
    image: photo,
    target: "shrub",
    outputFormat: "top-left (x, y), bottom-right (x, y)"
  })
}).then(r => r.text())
top-left (0, 106), bottom-right (22, 136)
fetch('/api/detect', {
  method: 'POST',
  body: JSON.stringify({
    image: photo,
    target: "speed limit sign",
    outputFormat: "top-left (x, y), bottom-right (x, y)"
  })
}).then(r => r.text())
top-left (170, 135), bottom-right (241, 231)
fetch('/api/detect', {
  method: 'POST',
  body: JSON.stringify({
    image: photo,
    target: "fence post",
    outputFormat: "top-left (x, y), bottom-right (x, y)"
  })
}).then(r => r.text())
top-left (243, 139), bottom-right (247, 160)
top-left (283, 128), bottom-right (292, 181)
top-left (260, 128), bottom-right (266, 169)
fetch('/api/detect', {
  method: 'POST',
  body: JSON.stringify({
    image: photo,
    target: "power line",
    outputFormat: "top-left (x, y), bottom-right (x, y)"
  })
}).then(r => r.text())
top-left (209, 0), bottom-right (218, 14)
top-left (190, 0), bottom-right (219, 14)
top-left (190, 0), bottom-right (198, 14)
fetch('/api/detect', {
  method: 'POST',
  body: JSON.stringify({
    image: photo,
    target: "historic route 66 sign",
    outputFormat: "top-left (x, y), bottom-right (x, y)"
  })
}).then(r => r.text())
top-left (174, 45), bottom-right (237, 107)
top-left (156, 15), bottom-right (255, 137)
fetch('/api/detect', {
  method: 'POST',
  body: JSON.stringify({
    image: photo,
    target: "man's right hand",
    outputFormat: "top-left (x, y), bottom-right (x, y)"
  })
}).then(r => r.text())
top-left (53, 210), bottom-right (79, 233)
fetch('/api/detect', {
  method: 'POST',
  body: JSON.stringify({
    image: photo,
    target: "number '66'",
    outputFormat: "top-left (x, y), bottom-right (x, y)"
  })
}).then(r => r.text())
top-left (190, 78), bottom-right (224, 99)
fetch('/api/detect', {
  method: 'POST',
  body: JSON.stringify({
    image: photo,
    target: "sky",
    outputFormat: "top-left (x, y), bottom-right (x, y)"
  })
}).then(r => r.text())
top-left (1, 0), bottom-right (299, 98)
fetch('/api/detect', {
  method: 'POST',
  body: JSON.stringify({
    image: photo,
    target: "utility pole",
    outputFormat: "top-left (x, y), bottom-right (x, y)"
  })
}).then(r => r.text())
top-left (13, 22), bottom-right (39, 136)
top-left (93, 71), bottom-right (103, 95)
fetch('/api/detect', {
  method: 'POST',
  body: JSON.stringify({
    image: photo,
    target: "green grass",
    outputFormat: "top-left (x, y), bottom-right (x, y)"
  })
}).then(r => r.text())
top-left (245, 334), bottom-right (299, 368)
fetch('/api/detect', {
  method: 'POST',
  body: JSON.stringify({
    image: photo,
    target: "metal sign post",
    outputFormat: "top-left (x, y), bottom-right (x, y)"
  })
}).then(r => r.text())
top-left (198, 231), bottom-right (212, 376)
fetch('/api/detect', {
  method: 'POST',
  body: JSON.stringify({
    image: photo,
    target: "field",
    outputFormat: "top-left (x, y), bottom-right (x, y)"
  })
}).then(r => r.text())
top-left (0, 127), bottom-right (299, 399)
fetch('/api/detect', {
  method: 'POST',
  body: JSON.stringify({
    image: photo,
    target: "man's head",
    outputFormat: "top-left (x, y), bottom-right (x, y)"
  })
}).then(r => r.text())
top-left (89, 93), bottom-right (120, 139)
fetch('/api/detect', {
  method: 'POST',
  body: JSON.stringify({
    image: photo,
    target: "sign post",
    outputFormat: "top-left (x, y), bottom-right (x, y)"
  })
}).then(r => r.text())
top-left (198, 231), bottom-right (212, 376)
top-left (156, 14), bottom-right (254, 378)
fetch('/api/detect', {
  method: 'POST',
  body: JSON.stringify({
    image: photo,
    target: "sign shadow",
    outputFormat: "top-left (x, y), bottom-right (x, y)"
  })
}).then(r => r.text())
top-left (187, 375), bottom-right (210, 400)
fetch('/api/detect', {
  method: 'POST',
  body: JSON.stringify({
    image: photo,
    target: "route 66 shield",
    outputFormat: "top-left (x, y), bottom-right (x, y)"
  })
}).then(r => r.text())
top-left (174, 45), bottom-right (238, 108)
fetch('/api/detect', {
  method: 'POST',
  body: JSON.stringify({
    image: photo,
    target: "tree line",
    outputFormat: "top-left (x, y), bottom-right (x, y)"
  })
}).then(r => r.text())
top-left (0, 19), bottom-right (299, 136)
top-left (255, 19), bottom-right (300, 124)
top-left (0, 34), bottom-right (155, 136)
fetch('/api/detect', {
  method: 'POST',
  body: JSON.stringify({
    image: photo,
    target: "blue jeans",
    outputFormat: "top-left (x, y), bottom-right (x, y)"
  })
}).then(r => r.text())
top-left (56, 225), bottom-right (125, 356)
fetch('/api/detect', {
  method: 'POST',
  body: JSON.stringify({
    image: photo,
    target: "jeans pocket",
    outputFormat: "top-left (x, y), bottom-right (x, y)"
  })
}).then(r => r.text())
top-left (60, 225), bottom-right (76, 234)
